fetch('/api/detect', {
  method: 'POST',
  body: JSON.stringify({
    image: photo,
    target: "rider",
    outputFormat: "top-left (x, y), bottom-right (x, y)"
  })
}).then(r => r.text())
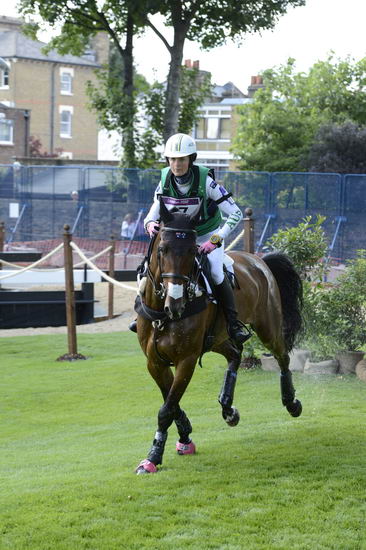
top-left (129, 133), bottom-right (250, 345)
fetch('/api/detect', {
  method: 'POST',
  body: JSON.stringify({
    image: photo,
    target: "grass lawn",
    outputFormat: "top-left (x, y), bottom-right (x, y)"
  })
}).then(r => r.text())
top-left (1, 332), bottom-right (366, 550)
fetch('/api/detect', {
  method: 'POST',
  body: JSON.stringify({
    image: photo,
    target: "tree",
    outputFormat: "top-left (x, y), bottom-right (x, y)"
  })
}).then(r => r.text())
top-left (231, 55), bottom-right (366, 172)
top-left (146, 0), bottom-right (306, 140)
top-left (306, 121), bottom-right (366, 174)
top-left (18, 0), bottom-right (154, 167)
top-left (135, 65), bottom-right (212, 166)
top-left (19, 0), bottom-right (306, 161)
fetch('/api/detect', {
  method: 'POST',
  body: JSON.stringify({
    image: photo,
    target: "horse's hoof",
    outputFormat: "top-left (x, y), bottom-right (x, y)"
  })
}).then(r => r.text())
top-left (176, 440), bottom-right (196, 455)
top-left (135, 459), bottom-right (158, 474)
top-left (286, 399), bottom-right (302, 418)
top-left (223, 406), bottom-right (240, 427)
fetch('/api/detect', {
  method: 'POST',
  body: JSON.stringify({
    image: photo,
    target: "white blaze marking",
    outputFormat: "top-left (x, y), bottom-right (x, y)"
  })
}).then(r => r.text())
top-left (168, 282), bottom-right (183, 300)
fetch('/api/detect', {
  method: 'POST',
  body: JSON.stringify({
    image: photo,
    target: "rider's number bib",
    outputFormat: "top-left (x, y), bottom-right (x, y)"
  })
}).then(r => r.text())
top-left (161, 195), bottom-right (202, 217)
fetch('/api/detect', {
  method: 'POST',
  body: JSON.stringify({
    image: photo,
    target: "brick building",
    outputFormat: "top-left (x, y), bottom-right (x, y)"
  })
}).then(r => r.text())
top-left (0, 15), bottom-right (108, 162)
top-left (0, 102), bottom-right (29, 163)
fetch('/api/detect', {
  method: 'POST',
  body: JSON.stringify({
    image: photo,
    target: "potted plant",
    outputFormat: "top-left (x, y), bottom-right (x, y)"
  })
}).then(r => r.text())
top-left (310, 251), bottom-right (366, 373)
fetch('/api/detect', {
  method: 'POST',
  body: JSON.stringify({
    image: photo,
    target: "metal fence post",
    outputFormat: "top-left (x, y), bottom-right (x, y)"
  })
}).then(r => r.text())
top-left (0, 221), bottom-right (4, 251)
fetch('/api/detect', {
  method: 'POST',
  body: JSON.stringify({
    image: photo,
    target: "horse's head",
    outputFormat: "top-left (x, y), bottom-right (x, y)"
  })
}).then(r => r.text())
top-left (157, 197), bottom-right (200, 320)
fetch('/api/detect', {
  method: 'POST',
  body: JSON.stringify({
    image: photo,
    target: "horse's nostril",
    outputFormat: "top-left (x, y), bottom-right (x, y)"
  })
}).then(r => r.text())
top-left (164, 306), bottom-right (170, 314)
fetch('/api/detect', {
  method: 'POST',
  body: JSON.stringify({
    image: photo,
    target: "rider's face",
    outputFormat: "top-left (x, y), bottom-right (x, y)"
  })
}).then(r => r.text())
top-left (168, 156), bottom-right (190, 177)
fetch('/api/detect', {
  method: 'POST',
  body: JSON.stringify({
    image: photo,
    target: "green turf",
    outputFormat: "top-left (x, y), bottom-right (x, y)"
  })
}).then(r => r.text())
top-left (1, 332), bottom-right (365, 550)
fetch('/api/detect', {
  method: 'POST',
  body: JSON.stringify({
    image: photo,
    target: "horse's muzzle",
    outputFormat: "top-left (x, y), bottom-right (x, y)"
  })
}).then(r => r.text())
top-left (164, 302), bottom-right (184, 320)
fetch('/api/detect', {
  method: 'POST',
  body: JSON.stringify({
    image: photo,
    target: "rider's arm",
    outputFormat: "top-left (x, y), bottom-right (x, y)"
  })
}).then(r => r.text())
top-left (143, 183), bottom-right (162, 229)
top-left (206, 178), bottom-right (243, 240)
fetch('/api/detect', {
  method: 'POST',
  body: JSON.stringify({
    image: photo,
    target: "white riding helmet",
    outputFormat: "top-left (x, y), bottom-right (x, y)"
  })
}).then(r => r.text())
top-left (164, 133), bottom-right (197, 157)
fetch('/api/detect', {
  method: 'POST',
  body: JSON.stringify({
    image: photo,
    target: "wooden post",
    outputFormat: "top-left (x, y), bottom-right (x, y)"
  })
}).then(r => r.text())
top-left (0, 221), bottom-right (5, 252)
top-left (243, 208), bottom-right (254, 253)
top-left (57, 224), bottom-right (85, 361)
top-left (108, 235), bottom-right (115, 319)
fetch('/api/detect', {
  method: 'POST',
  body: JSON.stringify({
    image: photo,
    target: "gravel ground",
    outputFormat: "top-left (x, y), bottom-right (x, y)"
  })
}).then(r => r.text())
top-left (0, 282), bottom-right (138, 337)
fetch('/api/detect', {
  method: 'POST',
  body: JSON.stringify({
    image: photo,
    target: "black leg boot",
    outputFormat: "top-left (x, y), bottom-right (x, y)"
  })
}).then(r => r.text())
top-left (214, 278), bottom-right (251, 345)
top-left (129, 319), bottom-right (137, 333)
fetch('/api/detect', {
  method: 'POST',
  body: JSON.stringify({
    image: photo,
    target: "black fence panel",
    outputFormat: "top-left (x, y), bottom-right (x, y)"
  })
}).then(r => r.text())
top-left (0, 164), bottom-right (364, 262)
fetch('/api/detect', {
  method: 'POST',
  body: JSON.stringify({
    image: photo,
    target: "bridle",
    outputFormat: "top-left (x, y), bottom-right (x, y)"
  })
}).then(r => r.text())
top-left (148, 226), bottom-right (202, 302)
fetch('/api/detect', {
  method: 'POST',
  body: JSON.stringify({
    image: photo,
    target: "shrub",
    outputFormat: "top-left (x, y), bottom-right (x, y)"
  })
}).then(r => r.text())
top-left (266, 215), bottom-right (328, 281)
top-left (301, 251), bottom-right (366, 357)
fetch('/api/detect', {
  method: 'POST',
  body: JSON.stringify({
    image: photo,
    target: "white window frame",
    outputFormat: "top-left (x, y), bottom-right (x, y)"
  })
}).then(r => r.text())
top-left (60, 68), bottom-right (74, 95)
top-left (0, 68), bottom-right (9, 89)
top-left (0, 117), bottom-right (14, 144)
top-left (59, 105), bottom-right (74, 138)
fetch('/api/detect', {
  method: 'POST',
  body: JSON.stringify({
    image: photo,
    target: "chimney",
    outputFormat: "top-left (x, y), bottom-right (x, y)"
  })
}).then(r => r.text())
top-left (192, 60), bottom-right (200, 69)
top-left (184, 59), bottom-right (192, 68)
top-left (247, 75), bottom-right (264, 97)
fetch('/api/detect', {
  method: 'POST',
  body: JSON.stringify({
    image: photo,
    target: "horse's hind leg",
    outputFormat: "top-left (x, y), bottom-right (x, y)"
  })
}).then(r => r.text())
top-left (215, 340), bottom-right (242, 427)
top-left (275, 351), bottom-right (302, 418)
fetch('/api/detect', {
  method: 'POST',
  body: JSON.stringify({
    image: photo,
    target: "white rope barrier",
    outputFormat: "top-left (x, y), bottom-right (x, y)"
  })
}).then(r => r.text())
top-left (0, 243), bottom-right (63, 281)
top-left (73, 245), bottom-right (112, 268)
top-left (70, 241), bottom-right (137, 292)
top-left (0, 244), bottom-right (112, 272)
top-left (0, 258), bottom-right (24, 269)
top-left (226, 229), bottom-right (244, 251)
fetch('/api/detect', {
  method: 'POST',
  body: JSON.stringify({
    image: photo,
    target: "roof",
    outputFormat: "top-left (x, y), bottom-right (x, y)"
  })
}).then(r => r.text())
top-left (212, 81), bottom-right (247, 100)
top-left (0, 30), bottom-right (101, 67)
top-left (220, 97), bottom-right (252, 105)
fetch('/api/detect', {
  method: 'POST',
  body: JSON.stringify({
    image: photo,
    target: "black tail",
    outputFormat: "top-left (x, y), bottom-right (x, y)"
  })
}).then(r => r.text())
top-left (262, 252), bottom-right (303, 352)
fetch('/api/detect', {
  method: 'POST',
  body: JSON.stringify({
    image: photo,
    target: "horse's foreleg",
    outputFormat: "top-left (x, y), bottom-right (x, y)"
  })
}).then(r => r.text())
top-left (136, 357), bottom-right (197, 474)
top-left (217, 342), bottom-right (242, 427)
top-left (174, 408), bottom-right (195, 455)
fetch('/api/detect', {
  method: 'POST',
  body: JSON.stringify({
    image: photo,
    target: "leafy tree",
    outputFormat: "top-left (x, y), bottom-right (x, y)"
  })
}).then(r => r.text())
top-left (146, 0), bottom-right (306, 140)
top-left (232, 55), bottom-right (366, 172)
top-left (18, 0), bottom-right (154, 167)
top-left (135, 66), bottom-right (212, 166)
top-left (306, 121), bottom-right (366, 174)
top-left (19, 0), bottom-right (306, 161)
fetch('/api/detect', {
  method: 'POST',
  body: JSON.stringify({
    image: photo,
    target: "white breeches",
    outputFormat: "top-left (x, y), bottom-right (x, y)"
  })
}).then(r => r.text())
top-left (197, 232), bottom-right (225, 285)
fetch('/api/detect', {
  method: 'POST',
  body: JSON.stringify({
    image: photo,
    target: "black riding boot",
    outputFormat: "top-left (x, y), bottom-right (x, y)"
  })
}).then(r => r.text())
top-left (129, 320), bottom-right (137, 333)
top-left (214, 278), bottom-right (251, 345)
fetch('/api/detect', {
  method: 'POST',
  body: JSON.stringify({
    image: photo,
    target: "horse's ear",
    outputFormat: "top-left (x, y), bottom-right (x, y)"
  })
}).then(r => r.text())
top-left (159, 195), bottom-right (174, 224)
top-left (189, 199), bottom-right (202, 227)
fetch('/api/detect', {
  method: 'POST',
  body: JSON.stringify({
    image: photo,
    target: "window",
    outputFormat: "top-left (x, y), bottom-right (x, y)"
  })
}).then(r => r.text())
top-left (195, 112), bottom-right (231, 140)
top-left (195, 118), bottom-right (205, 139)
top-left (59, 106), bottom-right (73, 138)
top-left (206, 118), bottom-right (220, 139)
top-left (0, 68), bottom-right (9, 88)
top-left (0, 118), bottom-right (14, 143)
top-left (60, 68), bottom-right (74, 95)
top-left (220, 118), bottom-right (231, 139)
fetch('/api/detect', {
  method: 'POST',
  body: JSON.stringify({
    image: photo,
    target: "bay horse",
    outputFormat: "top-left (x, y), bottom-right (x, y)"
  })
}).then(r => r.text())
top-left (134, 202), bottom-right (303, 474)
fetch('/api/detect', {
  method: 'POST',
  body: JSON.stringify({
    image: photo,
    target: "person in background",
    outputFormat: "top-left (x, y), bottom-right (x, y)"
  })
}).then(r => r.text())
top-left (121, 212), bottom-right (136, 239)
top-left (130, 133), bottom-right (250, 346)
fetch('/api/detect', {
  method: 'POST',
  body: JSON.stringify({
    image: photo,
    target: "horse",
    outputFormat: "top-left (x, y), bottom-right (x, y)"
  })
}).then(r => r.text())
top-left (134, 202), bottom-right (303, 474)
